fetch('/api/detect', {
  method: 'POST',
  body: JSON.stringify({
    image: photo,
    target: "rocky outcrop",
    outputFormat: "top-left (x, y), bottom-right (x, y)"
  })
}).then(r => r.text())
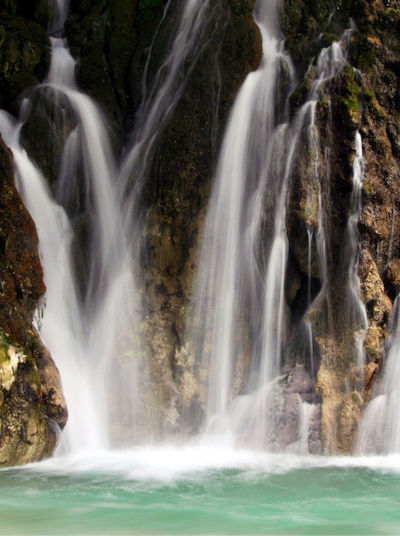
top-left (0, 135), bottom-right (67, 466)
top-left (0, 8), bottom-right (50, 112)
top-left (282, 0), bottom-right (400, 453)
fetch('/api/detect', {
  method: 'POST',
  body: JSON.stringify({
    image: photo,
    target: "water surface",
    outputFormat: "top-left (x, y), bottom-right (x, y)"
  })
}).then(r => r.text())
top-left (1, 446), bottom-right (400, 535)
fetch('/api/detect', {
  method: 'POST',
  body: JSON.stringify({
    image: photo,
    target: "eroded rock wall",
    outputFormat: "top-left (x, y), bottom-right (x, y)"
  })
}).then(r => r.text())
top-left (282, 0), bottom-right (400, 453)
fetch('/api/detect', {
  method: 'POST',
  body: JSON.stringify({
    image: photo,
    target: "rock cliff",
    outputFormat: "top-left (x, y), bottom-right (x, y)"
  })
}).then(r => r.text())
top-left (0, 0), bottom-right (400, 461)
top-left (282, 0), bottom-right (400, 452)
top-left (0, 135), bottom-right (66, 466)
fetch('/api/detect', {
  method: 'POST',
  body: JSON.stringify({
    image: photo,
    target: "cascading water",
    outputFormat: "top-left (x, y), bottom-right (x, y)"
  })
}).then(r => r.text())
top-left (344, 131), bottom-right (368, 369)
top-left (0, 8), bottom-right (144, 450)
top-left (298, 402), bottom-right (317, 454)
top-left (184, 0), bottom-right (295, 445)
top-left (0, 0), bottom-right (389, 461)
top-left (51, 0), bottom-right (70, 33)
top-left (0, 0), bottom-right (225, 453)
top-left (0, 109), bottom-right (105, 451)
top-left (119, 0), bottom-right (215, 221)
top-left (2, 2), bottom-right (400, 533)
top-left (358, 301), bottom-right (400, 454)
top-left (185, 4), bottom-right (363, 453)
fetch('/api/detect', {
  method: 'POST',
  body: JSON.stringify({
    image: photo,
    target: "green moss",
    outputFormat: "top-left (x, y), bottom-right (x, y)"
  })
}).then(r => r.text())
top-left (362, 86), bottom-right (373, 101)
top-left (340, 66), bottom-right (361, 127)
top-left (349, 32), bottom-right (378, 72)
top-left (0, 332), bottom-right (9, 365)
top-left (343, 66), bottom-right (359, 112)
top-left (351, 391), bottom-right (362, 406)
top-left (362, 85), bottom-right (387, 121)
top-left (26, 359), bottom-right (40, 392)
top-left (317, 94), bottom-right (330, 121)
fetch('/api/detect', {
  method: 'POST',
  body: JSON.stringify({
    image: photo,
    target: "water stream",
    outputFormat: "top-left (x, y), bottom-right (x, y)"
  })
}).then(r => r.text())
top-left (0, 0), bottom-right (228, 452)
top-left (358, 296), bottom-right (400, 453)
top-left (0, 18), bottom-right (142, 452)
top-left (185, 8), bottom-right (365, 454)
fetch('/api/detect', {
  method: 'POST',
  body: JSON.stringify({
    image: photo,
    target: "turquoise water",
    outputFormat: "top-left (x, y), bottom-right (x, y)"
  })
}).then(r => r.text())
top-left (1, 447), bottom-right (400, 535)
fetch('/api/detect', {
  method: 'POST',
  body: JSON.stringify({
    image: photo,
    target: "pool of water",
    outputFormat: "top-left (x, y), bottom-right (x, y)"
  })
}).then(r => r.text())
top-left (1, 446), bottom-right (400, 535)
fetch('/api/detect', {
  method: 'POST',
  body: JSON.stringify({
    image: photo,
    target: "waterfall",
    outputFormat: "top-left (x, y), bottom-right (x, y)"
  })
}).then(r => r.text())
top-left (185, 7), bottom-right (363, 451)
top-left (0, 0), bottom-right (222, 453)
top-left (0, 18), bottom-right (143, 451)
top-left (305, 228), bottom-right (315, 376)
top-left (298, 402), bottom-right (316, 454)
top-left (185, 0), bottom-right (294, 444)
top-left (0, 109), bottom-right (105, 451)
top-left (119, 0), bottom-right (214, 221)
top-left (345, 131), bottom-right (368, 369)
top-left (0, 0), bottom-right (390, 460)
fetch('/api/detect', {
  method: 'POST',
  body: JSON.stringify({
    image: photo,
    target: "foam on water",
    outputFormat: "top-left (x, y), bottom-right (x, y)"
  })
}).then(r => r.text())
top-left (12, 445), bottom-right (400, 482)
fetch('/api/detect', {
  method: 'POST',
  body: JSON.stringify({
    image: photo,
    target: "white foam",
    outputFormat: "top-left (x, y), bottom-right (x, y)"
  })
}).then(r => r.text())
top-left (13, 444), bottom-right (400, 481)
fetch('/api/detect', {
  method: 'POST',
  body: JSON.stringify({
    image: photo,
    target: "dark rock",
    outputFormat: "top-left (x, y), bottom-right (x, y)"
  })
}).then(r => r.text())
top-left (0, 9), bottom-right (50, 111)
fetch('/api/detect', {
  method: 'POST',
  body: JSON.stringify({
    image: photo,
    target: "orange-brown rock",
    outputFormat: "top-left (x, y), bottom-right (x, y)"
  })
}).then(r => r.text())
top-left (0, 135), bottom-right (66, 466)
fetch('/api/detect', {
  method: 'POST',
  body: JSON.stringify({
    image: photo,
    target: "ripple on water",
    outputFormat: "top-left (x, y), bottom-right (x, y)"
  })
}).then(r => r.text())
top-left (0, 446), bottom-right (399, 535)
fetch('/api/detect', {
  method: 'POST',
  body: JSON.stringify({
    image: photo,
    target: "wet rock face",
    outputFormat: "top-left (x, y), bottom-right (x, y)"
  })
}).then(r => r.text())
top-left (65, 0), bottom-right (139, 144)
top-left (0, 9), bottom-right (50, 112)
top-left (142, 0), bottom-right (262, 430)
top-left (271, 365), bottom-right (322, 454)
top-left (0, 0), bottom-right (398, 459)
top-left (282, 0), bottom-right (400, 453)
top-left (0, 136), bottom-right (66, 466)
top-left (20, 89), bottom-right (77, 189)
